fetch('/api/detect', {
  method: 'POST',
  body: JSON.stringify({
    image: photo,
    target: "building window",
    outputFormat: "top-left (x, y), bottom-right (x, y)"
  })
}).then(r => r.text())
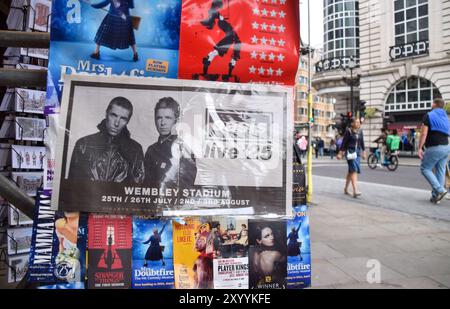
top-left (385, 77), bottom-right (441, 113)
top-left (392, 0), bottom-right (428, 59)
top-left (321, 0), bottom-right (360, 70)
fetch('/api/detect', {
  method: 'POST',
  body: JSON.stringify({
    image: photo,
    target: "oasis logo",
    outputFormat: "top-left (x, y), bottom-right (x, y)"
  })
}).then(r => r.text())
top-left (204, 109), bottom-right (273, 160)
top-left (389, 41), bottom-right (429, 60)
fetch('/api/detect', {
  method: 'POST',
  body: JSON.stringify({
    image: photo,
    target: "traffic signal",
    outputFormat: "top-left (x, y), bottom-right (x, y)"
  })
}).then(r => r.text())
top-left (335, 113), bottom-right (351, 135)
top-left (359, 100), bottom-right (367, 118)
top-left (311, 108), bottom-right (316, 123)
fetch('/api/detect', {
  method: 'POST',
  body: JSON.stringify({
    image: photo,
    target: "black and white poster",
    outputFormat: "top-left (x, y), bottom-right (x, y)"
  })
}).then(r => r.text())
top-left (52, 75), bottom-right (292, 216)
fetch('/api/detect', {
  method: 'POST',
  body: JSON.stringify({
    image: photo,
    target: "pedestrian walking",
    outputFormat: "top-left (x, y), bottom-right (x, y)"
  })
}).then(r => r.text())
top-left (337, 118), bottom-right (366, 198)
top-left (318, 138), bottom-right (325, 158)
top-left (313, 138), bottom-right (319, 159)
top-left (297, 136), bottom-right (308, 158)
top-left (329, 139), bottom-right (337, 160)
top-left (418, 98), bottom-right (450, 204)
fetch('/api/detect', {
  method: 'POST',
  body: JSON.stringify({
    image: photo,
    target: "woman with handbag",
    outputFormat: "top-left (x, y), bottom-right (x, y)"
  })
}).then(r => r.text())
top-left (337, 118), bottom-right (367, 198)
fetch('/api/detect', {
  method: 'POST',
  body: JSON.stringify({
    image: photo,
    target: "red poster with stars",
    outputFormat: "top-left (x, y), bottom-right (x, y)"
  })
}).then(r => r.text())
top-left (178, 0), bottom-right (299, 85)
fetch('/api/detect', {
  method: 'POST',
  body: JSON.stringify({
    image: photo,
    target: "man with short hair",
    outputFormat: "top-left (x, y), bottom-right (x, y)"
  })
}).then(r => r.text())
top-left (144, 97), bottom-right (197, 189)
top-left (69, 96), bottom-right (145, 184)
top-left (419, 98), bottom-right (450, 204)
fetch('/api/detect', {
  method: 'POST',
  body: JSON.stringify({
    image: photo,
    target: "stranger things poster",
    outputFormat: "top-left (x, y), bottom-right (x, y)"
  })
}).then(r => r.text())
top-left (248, 219), bottom-right (287, 289)
top-left (87, 214), bottom-right (132, 289)
top-left (132, 217), bottom-right (174, 289)
top-left (178, 0), bottom-right (299, 85)
top-left (28, 189), bottom-right (87, 286)
top-left (46, 0), bottom-right (181, 115)
top-left (51, 75), bottom-right (293, 216)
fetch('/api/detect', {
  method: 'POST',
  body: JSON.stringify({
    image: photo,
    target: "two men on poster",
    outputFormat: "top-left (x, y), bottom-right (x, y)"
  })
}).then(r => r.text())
top-left (69, 96), bottom-right (197, 189)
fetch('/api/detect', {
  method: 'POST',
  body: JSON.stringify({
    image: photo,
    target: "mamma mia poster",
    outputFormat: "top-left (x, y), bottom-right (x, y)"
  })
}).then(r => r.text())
top-left (51, 75), bottom-right (293, 216)
top-left (46, 0), bottom-right (181, 114)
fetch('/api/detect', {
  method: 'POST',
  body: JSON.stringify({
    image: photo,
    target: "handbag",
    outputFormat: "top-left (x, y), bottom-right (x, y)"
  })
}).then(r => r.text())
top-left (131, 15), bottom-right (141, 30)
top-left (346, 132), bottom-right (358, 161)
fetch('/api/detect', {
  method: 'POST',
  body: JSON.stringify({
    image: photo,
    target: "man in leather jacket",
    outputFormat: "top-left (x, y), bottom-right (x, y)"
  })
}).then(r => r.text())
top-left (144, 97), bottom-right (197, 189)
top-left (68, 96), bottom-right (145, 184)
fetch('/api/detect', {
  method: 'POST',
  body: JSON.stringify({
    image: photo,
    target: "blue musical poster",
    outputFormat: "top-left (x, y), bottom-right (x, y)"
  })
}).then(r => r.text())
top-left (46, 0), bottom-right (181, 114)
top-left (287, 205), bottom-right (311, 289)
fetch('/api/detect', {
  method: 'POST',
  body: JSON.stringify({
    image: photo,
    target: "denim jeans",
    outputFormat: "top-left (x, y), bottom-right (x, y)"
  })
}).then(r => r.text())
top-left (330, 150), bottom-right (335, 159)
top-left (420, 145), bottom-right (450, 198)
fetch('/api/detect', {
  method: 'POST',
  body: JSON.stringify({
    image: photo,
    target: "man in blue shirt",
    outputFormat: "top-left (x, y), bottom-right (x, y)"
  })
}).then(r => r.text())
top-left (419, 98), bottom-right (450, 204)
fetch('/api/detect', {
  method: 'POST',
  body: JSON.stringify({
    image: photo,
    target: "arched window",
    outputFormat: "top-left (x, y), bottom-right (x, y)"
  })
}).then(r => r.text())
top-left (385, 77), bottom-right (441, 112)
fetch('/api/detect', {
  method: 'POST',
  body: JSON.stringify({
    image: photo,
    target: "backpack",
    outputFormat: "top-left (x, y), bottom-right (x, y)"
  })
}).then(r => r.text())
top-left (386, 135), bottom-right (400, 151)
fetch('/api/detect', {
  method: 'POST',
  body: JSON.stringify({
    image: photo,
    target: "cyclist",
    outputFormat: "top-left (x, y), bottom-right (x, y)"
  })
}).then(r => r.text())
top-left (373, 128), bottom-right (389, 167)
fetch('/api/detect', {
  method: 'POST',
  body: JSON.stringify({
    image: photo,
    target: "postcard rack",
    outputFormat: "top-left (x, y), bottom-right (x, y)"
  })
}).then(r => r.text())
top-left (9, 1), bottom-right (51, 33)
top-left (0, 246), bottom-right (17, 283)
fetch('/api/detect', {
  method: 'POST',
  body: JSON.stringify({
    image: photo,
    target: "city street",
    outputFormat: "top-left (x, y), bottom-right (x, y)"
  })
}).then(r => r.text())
top-left (308, 156), bottom-right (450, 288)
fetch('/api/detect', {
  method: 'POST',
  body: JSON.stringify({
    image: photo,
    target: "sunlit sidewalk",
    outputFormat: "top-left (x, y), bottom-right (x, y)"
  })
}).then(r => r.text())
top-left (308, 194), bottom-right (450, 289)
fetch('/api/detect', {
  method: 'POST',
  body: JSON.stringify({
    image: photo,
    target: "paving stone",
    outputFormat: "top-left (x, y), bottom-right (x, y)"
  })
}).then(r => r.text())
top-left (379, 252), bottom-right (450, 277)
top-left (311, 242), bottom-right (346, 259)
top-left (382, 277), bottom-right (448, 289)
top-left (387, 234), bottom-right (450, 252)
top-left (310, 260), bottom-right (357, 287)
top-left (426, 274), bottom-right (450, 288)
top-left (326, 238), bottom-right (405, 259)
top-left (327, 257), bottom-right (406, 282)
top-left (377, 223), bottom-right (448, 236)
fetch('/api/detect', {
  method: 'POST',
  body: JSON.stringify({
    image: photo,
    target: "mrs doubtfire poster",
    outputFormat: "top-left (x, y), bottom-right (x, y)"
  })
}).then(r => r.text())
top-left (46, 0), bottom-right (181, 114)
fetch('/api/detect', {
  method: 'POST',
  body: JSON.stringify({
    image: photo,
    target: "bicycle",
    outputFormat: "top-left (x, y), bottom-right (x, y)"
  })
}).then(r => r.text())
top-left (367, 147), bottom-right (399, 171)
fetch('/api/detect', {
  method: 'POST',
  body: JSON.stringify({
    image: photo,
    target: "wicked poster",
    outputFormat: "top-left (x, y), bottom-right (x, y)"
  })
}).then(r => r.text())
top-left (87, 214), bottom-right (132, 289)
top-left (51, 75), bottom-right (292, 216)
top-left (178, 0), bottom-right (299, 85)
top-left (45, 0), bottom-right (181, 115)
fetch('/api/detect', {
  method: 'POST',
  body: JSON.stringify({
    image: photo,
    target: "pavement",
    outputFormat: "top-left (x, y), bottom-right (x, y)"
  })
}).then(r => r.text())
top-left (306, 155), bottom-right (422, 167)
top-left (309, 170), bottom-right (450, 289)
